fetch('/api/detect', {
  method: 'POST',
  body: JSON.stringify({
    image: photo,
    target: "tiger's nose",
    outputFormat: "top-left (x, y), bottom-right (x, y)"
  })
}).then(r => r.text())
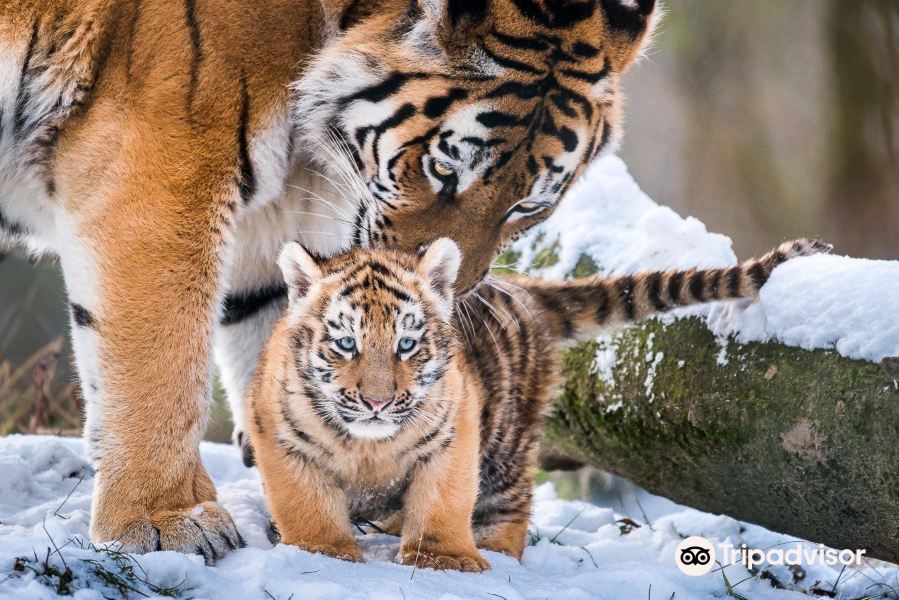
top-left (362, 397), bottom-right (392, 412)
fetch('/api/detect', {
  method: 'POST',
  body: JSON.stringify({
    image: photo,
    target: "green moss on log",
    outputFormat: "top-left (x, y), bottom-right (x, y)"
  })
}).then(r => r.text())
top-left (545, 317), bottom-right (899, 562)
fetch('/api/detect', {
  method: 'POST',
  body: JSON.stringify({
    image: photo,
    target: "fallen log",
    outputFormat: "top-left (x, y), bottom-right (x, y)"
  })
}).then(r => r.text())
top-left (543, 317), bottom-right (899, 562)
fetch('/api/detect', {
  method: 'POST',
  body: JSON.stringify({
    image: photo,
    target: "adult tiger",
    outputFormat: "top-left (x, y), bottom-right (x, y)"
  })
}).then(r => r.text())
top-left (0, 0), bottom-right (656, 560)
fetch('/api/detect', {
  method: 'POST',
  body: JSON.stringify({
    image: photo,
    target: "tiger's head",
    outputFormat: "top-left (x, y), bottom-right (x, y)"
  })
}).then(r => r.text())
top-left (294, 0), bottom-right (657, 296)
top-left (276, 238), bottom-right (460, 440)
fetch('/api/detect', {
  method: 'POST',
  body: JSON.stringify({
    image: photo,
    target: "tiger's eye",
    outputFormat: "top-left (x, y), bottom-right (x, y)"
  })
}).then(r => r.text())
top-left (398, 337), bottom-right (417, 352)
top-left (433, 161), bottom-right (455, 177)
top-left (338, 337), bottom-right (357, 352)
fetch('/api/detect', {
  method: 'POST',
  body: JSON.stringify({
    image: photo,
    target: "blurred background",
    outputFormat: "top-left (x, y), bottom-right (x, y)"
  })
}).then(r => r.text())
top-left (1, 0), bottom-right (897, 442)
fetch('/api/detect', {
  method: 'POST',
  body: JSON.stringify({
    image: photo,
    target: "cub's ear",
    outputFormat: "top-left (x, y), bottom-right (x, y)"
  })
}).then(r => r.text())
top-left (418, 238), bottom-right (462, 309)
top-left (278, 242), bottom-right (321, 304)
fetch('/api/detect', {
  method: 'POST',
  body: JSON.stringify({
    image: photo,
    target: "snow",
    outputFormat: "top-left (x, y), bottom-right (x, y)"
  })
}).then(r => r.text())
top-left (2, 436), bottom-right (896, 600)
top-left (512, 156), bottom-right (899, 364)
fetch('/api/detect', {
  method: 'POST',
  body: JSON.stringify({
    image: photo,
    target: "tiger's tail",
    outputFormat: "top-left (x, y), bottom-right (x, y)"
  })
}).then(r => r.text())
top-left (508, 238), bottom-right (831, 342)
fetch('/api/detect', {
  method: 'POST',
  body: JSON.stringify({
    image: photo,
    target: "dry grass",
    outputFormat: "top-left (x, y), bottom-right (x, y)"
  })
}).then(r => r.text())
top-left (0, 337), bottom-right (234, 442)
top-left (0, 336), bottom-right (83, 437)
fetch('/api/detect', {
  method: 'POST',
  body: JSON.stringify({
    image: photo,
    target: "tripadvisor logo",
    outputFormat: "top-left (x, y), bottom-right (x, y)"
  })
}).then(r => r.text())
top-left (676, 536), bottom-right (716, 576)
top-left (675, 536), bottom-right (868, 576)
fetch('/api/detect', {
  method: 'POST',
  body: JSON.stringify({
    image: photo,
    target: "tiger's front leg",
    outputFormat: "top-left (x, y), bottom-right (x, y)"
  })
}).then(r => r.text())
top-left (65, 172), bottom-right (241, 564)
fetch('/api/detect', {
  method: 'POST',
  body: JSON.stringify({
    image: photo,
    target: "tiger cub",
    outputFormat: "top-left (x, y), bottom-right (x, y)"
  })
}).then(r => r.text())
top-left (246, 238), bottom-right (829, 571)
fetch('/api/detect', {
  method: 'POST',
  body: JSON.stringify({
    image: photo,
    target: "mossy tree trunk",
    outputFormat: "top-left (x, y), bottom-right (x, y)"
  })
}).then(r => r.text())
top-left (544, 317), bottom-right (899, 562)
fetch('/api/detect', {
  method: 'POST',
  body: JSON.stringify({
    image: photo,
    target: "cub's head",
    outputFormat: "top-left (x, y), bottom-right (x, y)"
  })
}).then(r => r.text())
top-left (277, 238), bottom-right (460, 440)
top-left (296, 0), bottom-right (657, 296)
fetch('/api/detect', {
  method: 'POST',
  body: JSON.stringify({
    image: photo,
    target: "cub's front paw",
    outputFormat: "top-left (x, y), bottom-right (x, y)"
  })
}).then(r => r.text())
top-left (398, 544), bottom-right (490, 573)
top-left (115, 501), bottom-right (244, 565)
top-left (295, 539), bottom-right (363, 563)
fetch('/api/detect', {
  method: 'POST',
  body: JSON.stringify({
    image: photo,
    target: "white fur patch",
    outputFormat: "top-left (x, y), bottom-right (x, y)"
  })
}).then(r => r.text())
top-left (216, 153), bottom-right (356, 436)
top-left (344, 419), bottom-right (400, 440)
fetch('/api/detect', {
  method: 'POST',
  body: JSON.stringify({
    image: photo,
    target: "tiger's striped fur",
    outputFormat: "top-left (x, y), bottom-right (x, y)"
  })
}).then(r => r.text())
top-left (247, 237), bottom-right (830, 568)
top-left (0, 0), bottom-right (656, 560)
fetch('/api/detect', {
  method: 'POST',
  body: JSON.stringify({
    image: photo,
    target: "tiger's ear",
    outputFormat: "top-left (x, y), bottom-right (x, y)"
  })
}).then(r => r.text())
top-left (417, 238), bottom-right (462, 311)
top-left (599, 0), bottom-right (659, 71)
top-left (278, 242), bottom-right (322, 305)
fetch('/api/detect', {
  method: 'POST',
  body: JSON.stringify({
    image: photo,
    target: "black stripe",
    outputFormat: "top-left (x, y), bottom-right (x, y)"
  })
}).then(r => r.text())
top-left (14, 21), bottom-right (40, 140)
top-left (571, 41), bottom-right (600, 58)
top-left (561, 57), bottom-right (610, 85)
top-left (667, 272), bottom-right (683, 305)
top-left (220, 283), bottom-right (287, 325)
top-left (237, 75), bottom-right (256, 205)
top-left (423, 88), bottom-right (468, 119)
top-left (748, 262), bottom-right (767, 290)
top-left (616, 277), bottom-right (635, 320)
top-left (70, 304), bottom-right (96, 328)
top-left (338, 0), bottom-right (363, 29)
top-left (511, 0), bottom-right (597, 28)
top-left (371, 103), bottom-right (416, 166)
top-left (481, 44), bottom-right (544, 75)
top-left (646, 272), bottom-right (666, 311)
top-left (491, 30), bottom-right (549, 52)
top-left (341, 72), bottom-right (419, 107)
top-left (688, 271), bottom-right (705, 301)
top-left (476, 111), bottom-right (523, 129)
top-left (486, 81), bottom-right (542, 101)
top-left (368, 274), bottom-right (413, 303)
top-left (558, 126), bottom-right (578, 152)
top-left (726, 266), bottom-right (741, 297)
top-left (448, 0), bottom-right (489, 26)
top-left (279, 399), bottom-right (333, 457)
top-left (184, 0), bottom-right (203, 115)
top-left (594, 282), bottom-right (611, 323)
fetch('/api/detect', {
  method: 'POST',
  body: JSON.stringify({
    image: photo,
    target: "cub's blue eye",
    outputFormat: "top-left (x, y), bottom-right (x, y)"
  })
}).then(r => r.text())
top-left (398, 337), bottom-right (417, 352)
top-left (337, 337), bottom-right (357, 352)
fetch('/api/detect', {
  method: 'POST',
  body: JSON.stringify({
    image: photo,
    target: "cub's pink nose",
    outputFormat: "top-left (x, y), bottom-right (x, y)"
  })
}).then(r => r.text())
top-left (363, 397), bottom-right (392, 412)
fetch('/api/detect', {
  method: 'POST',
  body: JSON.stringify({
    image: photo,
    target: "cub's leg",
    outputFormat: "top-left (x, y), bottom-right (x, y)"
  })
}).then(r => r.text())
top-left (252, 439), bottom-right (361, 561)
top-left (64, 171), bottom-right (241, 563)
top-left (472, 434), bottom-right (541, 560)
top-left (472, 480), bottom-right (533, 560)
top-left (397, 402), bottom-right (489, 572)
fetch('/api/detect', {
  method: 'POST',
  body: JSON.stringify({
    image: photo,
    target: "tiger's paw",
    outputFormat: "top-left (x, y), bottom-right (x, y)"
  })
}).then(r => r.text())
top-left (397, 544), bottom-right (490, 573)
top-left (295, 539), bottom-right (363, 563)
top-left (114, 501), bottom-right (244, 565)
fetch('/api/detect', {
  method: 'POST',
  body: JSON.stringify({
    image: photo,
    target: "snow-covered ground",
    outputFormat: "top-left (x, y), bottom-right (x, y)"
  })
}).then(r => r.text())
top-left (513, 156), bottom-right (899, 364)
top-left (1, 436), bottom-right (897, 600)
